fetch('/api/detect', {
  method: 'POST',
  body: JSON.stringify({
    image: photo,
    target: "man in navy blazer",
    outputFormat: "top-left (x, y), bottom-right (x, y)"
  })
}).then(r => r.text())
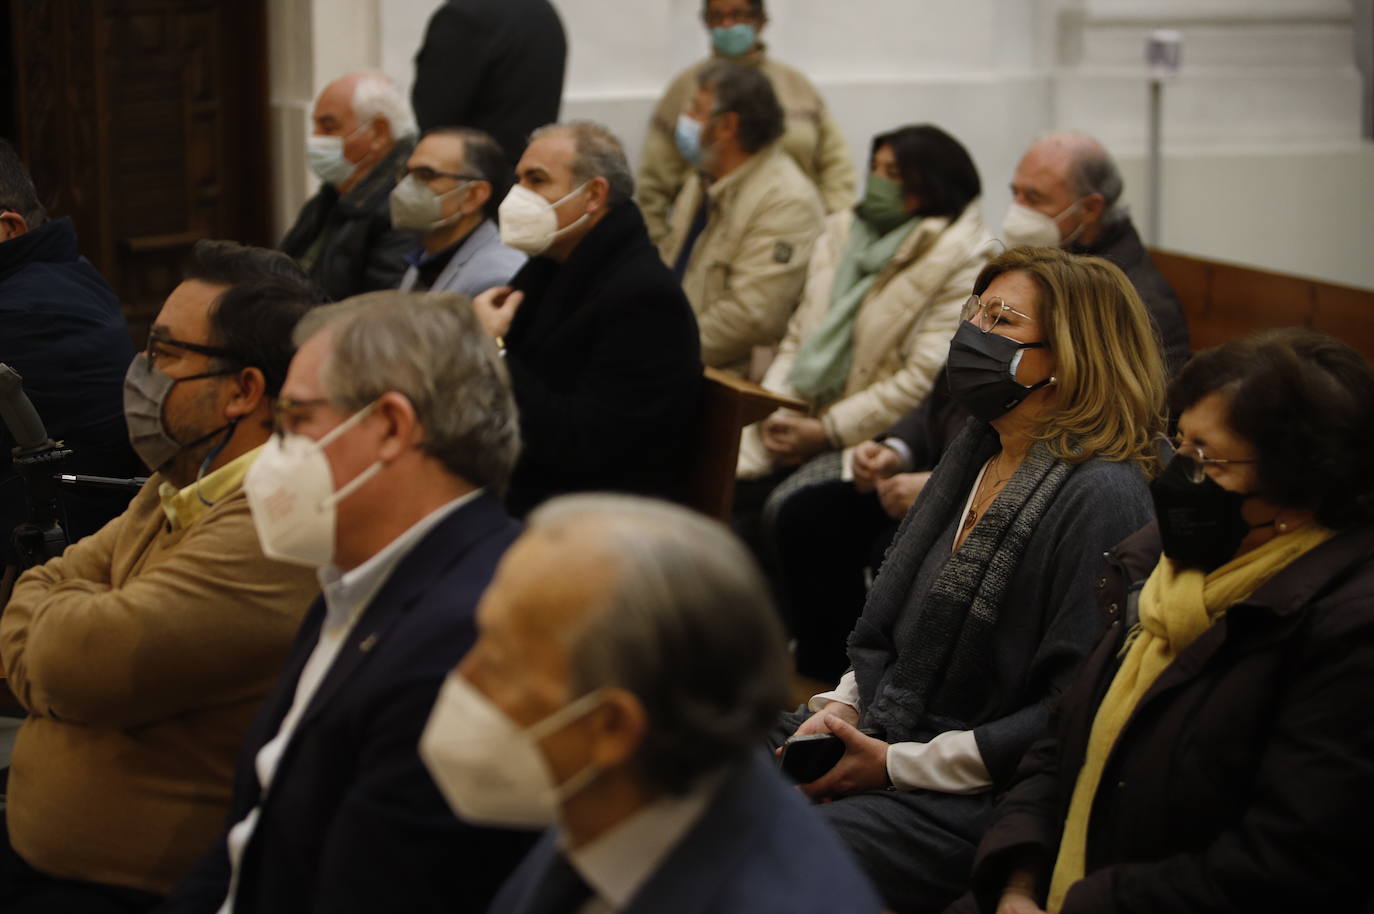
top-left (161, 291), bottom-right (534, 914)
top-left (418, 495), bottom-right (883, 914)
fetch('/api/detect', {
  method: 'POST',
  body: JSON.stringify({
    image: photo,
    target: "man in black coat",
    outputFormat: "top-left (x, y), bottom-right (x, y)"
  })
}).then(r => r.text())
top-left (472, 121), bottom-right (702, 517)
top-left (162, 293), bottom-right (535, 914)
top-left (411, 0), bottom-right (567, 165)
top-left (0, 139), bottom-right (140, 555)
top-left (280, 73), bottom-right (416, 301)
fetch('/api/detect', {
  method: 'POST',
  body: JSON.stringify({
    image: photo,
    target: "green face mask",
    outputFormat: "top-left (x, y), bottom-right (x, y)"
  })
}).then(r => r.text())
top-left (855, 173), bottom-right (912, 234)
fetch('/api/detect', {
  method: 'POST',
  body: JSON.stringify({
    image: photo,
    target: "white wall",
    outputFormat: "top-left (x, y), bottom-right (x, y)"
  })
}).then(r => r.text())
top-left (272, 0), bottom-right (1374, 289)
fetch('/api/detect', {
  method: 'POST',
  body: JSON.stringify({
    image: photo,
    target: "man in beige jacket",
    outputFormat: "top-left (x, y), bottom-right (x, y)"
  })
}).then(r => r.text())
top-left (660, 61), bottom-right (824, 376)
top-left (0, 241), bottom-right (323, 908)
top-left (637, 0), bottom-right (854, 246)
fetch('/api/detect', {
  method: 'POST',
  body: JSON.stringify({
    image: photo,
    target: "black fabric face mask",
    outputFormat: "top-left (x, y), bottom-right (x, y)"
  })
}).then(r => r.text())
top-left (1150, 453), bottom-right (1266, 572)
top-left (945, 321), bottom-right (1052, 422)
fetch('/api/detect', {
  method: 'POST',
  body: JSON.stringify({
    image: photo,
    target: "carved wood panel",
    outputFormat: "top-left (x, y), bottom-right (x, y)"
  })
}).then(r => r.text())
top-left (9, 0), bottom-right (270, 346)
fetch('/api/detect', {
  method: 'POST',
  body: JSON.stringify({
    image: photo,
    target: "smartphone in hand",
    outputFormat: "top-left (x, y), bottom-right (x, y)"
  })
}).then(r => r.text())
top-left (778, 729), bottom-right (878, 784)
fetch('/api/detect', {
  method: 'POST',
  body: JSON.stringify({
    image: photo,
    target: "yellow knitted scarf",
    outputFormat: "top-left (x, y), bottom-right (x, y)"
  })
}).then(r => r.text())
top-left (1045, 524), bottom-right (1334, 912)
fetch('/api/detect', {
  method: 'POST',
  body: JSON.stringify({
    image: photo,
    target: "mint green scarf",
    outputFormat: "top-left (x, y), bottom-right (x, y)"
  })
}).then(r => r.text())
top-left (787, 215), bottom-right (919, 405)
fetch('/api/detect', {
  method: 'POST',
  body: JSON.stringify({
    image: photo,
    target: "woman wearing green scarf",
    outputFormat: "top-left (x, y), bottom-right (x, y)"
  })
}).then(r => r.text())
top-left (963, 329), bottom-right (1374, 914)
top-left (734, 125), bottom-right (994, 551)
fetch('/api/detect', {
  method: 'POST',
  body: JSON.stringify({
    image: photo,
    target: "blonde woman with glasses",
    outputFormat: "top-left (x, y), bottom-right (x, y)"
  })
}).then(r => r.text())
top-left (770, 246), bottom-right (1167, 914)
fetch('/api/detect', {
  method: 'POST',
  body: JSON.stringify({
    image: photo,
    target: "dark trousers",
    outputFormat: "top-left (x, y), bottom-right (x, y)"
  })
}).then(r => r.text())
top-left (0, 814), bottom-right (161, 914)
top-left (772, 480), bottom-right (899, 681)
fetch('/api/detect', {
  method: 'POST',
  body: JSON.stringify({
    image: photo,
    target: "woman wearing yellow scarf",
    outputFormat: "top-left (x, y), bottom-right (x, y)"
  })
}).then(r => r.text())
top-left (958, 329), bottom-right (1374, 914)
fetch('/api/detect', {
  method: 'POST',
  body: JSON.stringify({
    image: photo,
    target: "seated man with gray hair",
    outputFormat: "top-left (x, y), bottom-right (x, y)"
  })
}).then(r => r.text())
top-left (420, 494), bottom-right (883, 913)
top-left (1002, 131), bottom-right (1189, 374)
top-left (659, 61), bottom-right (824, 375)
top-left (163, 292), bottom-right (535, 914)
top-left (281, 72), bottom-right (419, 300)
top-left (472, 121), bottom-right (702, 517)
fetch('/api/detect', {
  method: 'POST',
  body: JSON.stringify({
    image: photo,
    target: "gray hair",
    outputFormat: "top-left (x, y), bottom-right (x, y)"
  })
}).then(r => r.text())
top-left (528, 494), bottom-right (791, 795)
top-left (529, 121), bottom-right (635, 206)
top-left (352, 73), bottom-right (417, 140)
top-left (293, 291), bottom-right (519, 492)
top-left (697, 61), bottom-right (784, 154)
top-left (1065, 137), bottom-right (1126, 228)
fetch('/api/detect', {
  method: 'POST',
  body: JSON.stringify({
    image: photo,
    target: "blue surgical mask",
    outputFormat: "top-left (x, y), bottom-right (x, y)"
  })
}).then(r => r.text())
top-left (711, 23), bottom-right (757, 58)
top-left (675, 113), bottom-right (705, 166)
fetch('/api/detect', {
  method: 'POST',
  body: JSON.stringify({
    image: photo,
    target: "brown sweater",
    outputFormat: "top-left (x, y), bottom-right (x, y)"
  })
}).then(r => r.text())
top-left (0, 475), bottom-right (318, 895)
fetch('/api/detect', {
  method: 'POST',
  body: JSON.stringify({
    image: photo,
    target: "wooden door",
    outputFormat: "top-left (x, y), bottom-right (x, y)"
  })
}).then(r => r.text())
top-left (7, 0), bottom-right (271, 345)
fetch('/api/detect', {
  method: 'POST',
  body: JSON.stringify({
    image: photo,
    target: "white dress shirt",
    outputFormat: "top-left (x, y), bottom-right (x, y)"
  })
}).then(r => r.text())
top-left (214, 490), bottom-right (482, 914)
top-left (809, 458), bottom-right (994, 795)
top-left (563, 774), bottom-right (723, 914)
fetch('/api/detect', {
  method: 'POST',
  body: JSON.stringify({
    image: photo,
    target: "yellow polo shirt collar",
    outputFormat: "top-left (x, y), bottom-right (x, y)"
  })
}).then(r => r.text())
top-left (158, 445), bottom-right (263, 531)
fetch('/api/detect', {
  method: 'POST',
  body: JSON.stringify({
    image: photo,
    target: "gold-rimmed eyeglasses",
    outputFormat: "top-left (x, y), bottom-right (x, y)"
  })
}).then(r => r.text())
top-left (961, 294), bottom-right (1037, 334)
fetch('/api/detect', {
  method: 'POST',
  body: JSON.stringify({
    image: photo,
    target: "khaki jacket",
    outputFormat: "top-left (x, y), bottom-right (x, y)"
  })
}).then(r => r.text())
top-left (661, 145), bottom-right (825, 374)
top-left (0, 477), bottom-right (317, 894)
top-left (637, 49), bottom-right (855, 246)
top-left (737, 200), bottom-right (995, 478)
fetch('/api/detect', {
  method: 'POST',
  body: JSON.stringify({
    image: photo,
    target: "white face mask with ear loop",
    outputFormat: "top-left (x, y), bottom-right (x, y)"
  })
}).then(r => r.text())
top-left (419, 673), bottom-right (608, 830)
top-left (306, 120), bottom-right (375, 187)
top-left (1000, 198), bottom-right (1085, 249)
top-left (243, 401), bottom-right (384, 569)
top-left (498, 182), bottom-right (591, 256)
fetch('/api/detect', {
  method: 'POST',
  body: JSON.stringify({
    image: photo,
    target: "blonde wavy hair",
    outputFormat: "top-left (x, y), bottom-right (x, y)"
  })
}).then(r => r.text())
top-left (971, 246), bottom-right (1168, 474)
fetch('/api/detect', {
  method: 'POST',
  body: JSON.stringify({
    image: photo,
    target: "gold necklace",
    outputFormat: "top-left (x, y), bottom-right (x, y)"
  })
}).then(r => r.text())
top-left (962, 455), bottom-right (1015, 533)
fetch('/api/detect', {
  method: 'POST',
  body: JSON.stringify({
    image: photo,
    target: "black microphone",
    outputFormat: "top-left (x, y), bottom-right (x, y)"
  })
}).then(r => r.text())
top-left (56, 474), bottom-right (148, 491)
top-left (0, 363), bottom-right (56, 455)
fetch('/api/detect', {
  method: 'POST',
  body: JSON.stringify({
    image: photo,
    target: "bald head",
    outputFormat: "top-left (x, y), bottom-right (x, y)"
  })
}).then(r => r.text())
top-left (1010, 132), bottom-right (1124, 247)
top-left (310, 72), bottom-right (415, 190)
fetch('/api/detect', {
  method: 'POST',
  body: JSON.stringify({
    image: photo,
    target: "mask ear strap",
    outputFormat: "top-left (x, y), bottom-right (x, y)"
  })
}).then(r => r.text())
top-left (524, 688), bottom-right (607, 741)
top-left (194, 417), bottom-right (242, 507)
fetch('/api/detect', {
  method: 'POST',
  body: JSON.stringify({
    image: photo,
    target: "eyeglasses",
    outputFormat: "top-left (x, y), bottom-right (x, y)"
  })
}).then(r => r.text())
top-left (271, 396), bottom-right (331, 438)
top-left (703, 7), bottom-right (761, 26)
top-left (145, 332), bottom-right (241, 371)
top-left (961, 294), bottom-right (1037, 334)
top-left (398, 165), bottom-right (480, 185)
top-left (1161, 436), bottom-right (1260, 484)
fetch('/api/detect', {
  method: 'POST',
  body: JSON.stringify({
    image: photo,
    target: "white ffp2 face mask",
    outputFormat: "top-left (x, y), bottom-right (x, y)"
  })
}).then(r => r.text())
top-left (498, 182), bottom-right (590, 256)
top-left (1001, 201), bottom-right (1063, 249)
top-left (243, 402), bottom-right (383, 568)
top-left (419, 673), bottom-right (606, 830)
top-left (1001, 199), bottom-right (1085, 250)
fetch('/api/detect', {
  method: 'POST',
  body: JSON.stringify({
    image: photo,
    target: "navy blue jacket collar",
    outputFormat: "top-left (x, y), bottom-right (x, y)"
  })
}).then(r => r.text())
top-left (0, 217), bottom-right (80, 278)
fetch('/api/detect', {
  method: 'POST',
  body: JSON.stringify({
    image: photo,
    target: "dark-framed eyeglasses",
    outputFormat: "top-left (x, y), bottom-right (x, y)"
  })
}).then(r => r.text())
top-left (145, 332), bottom-right (242, 371)
top-left (398, 165), bottom-right (481, 185)
top-left (703, 7), bottom-right (762, 27)
top-left (960, 294), bottom-right (1037, 334)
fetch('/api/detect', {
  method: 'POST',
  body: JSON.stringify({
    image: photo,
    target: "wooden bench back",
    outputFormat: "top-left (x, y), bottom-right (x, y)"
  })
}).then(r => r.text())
top-left (1150, 249), bottom-right (1374, 363)
top-left (682, 369), bottom-right (807, 522)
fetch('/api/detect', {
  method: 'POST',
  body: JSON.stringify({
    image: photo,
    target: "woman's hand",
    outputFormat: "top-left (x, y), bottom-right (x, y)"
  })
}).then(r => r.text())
top-left (995, 862), bottom-right (1046, 914)
top-left (784, 702), bottom-right (861, 741)
top-left (761, 415), bottom-right (830, 464)
top-left (852, 441), bottom-right (903, 493)
top-left (797, 716), bottom-right (890, 801)
top-left (875, 471), bottom-right (931, 519)
top-left (995, 887), bottom-right (1046, 914)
